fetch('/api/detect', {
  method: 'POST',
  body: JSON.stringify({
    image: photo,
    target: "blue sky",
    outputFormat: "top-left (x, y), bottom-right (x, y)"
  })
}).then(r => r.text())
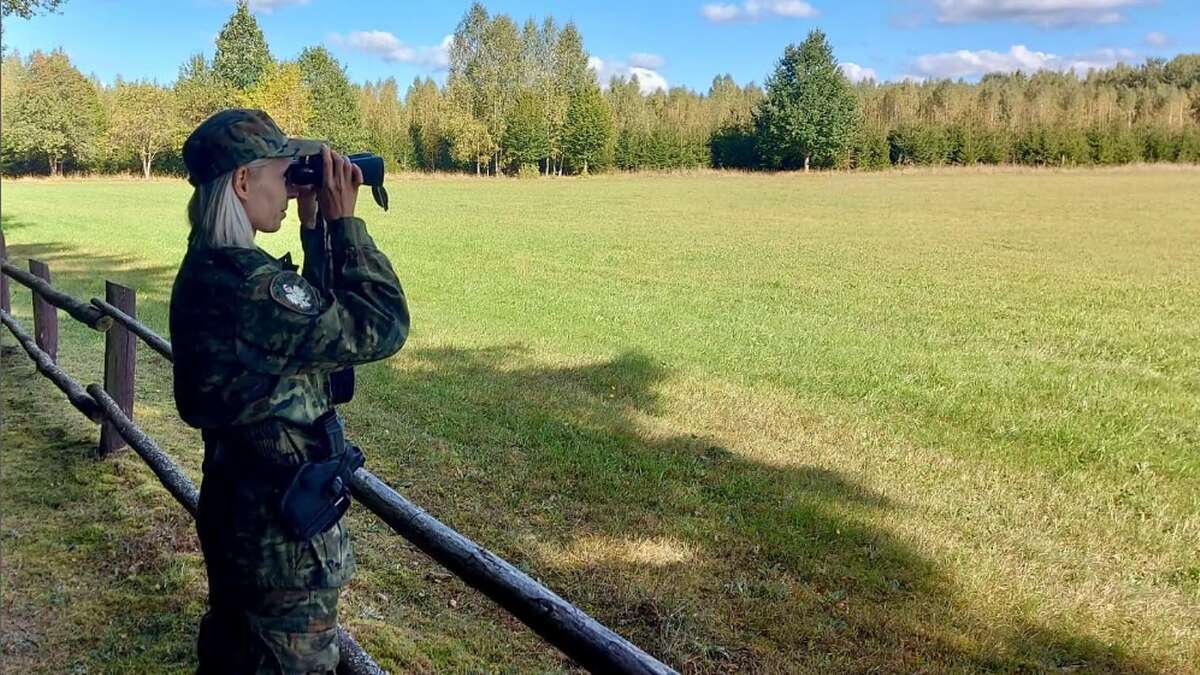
top-left (3, 0), bottom-right (1197, 92)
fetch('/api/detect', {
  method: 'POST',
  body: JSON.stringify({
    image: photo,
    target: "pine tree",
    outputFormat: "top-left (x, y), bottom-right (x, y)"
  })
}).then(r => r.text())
top-left (755, 30), bottom-right (858, 171)
top-left (213, 0), bottom-right (272, 91)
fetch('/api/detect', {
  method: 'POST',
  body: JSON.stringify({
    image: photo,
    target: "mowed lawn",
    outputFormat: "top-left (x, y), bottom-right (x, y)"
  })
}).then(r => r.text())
top-left (1, 168), bottom-right (1197, 673)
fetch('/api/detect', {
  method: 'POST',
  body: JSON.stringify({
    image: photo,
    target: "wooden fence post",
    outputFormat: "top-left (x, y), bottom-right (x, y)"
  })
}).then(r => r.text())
top-left (99, 281), bottom-right (136, 455)
top-left (28, 259), bottom-right (57, 363)
top-left (0, 227), bottom-right (10, 313)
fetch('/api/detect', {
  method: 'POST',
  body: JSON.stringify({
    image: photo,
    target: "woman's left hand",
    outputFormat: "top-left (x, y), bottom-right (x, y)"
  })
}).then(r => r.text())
top-left (288, 183), bottom-right (320, 230)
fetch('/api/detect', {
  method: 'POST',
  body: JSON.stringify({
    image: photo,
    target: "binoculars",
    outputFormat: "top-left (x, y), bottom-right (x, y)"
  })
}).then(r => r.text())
top-left (287, 152), bottom-right (389, 211)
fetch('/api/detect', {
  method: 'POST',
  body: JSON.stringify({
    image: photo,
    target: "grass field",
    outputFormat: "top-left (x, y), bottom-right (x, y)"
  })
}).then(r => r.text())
top-left (2, 167), bottom-right (1198, 673)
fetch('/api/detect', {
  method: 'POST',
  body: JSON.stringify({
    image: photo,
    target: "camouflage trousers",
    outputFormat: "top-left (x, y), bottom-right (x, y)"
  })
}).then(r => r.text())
top-left (196, 429), bottom-right (355, 674)
top-left (196, 586), bottom-right (340, 674)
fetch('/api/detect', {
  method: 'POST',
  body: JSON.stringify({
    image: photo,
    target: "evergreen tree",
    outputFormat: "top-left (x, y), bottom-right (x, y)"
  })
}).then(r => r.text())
top-left (297, 46), bottom-right (367, 151)
top-left (502, 88), bottom-right (550, 173)
top-left (562, 85), bottom-right (612, 174)
top-left (213, 0), bottom-right (272, 92)
top-left (755, 30), bottom-right (858, 171)
top-left (175, 53), bottom-right (234, 127)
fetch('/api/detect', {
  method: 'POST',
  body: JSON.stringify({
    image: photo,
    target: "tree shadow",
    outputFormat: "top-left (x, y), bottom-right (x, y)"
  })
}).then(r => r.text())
top-left (0, 235), bottom-right (1171, 674)
top-left (2, 327), bottom-right (203, 673)
top-left (2, 212), bottom-right (38, 233)
top-left (354, 343), bottom-right (1167, 673)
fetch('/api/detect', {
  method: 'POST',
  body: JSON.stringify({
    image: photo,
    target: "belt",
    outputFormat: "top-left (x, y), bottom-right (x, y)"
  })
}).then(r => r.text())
top-left (201, 410), bottom-right (345, 475)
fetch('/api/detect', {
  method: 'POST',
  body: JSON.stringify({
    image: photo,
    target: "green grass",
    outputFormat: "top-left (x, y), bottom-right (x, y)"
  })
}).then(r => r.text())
top-left (2, 167), bottom-right (1198, 673)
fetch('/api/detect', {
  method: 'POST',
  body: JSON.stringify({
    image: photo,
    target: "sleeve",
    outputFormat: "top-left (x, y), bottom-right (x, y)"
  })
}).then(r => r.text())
top-left (234, 216), bottom-right (410, 376)
top-left (299, 216), bottom-right (330, 291)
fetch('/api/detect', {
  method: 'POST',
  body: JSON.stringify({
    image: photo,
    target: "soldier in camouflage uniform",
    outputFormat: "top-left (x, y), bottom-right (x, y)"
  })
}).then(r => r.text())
top-left (170, 109), bottom-right (409, 673)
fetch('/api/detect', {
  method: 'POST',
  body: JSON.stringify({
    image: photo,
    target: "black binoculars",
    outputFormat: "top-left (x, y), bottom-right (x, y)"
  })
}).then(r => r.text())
top-left (287, 152), bottom-right (389, 211)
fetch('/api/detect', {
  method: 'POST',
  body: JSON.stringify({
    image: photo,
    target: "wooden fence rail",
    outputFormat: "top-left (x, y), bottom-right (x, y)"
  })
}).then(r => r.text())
top-left (0, 309), bottom-right (102, 422)
top-left (0, 255), bottom-right (678, 675)
top-left (0, 259), bottom-right (112, 332)
top-left (91, 296), bottom-right (173, 361)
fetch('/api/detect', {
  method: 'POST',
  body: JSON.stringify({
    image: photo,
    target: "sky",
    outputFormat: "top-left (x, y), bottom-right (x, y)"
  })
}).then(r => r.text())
top-left (2, 0), bottom-right (1197, 93)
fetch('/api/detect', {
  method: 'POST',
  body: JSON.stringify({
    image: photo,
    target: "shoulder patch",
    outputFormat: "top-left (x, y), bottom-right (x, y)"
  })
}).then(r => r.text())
top-left (268, 271), bottom-right (321, 315)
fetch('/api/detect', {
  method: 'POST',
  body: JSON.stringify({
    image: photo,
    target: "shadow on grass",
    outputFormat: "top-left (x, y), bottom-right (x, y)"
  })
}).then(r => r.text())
top-left (363, 344), bottom-right (1164, 673)
top-left (4, 240), bottom-right (179, 303)
top-left (1, 340), bottom-right (201, 673)
top-left (1, 212), bottom-right (38, 233)
top-left (0, 234), bottom-right (1168, 674)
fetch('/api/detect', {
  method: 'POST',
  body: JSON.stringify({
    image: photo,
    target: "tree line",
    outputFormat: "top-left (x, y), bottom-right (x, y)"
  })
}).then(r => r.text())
top-left (3, 0), bottom-right (1199, 178)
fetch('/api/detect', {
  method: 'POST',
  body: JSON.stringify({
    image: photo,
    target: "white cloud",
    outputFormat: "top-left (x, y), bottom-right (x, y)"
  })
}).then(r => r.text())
top-left (1144, 31), bottom-right (1170, 48)
top-left (629, 52), bottom-right (666, 69)
top-left (589, 56), bottom-right (669, 94)
top-left (329, 32), bottom-right (451, 69)
top-left (629, 67), bottom-right (669, 93)
top-left (761, 0), bottom-right (819, 17)
top-left (840, 62), bottom-right (877, 83)
top-left (911, 44), bottom-right (1137, 79)
top-left (701, 4), bottom-right (742, 21)
top-left (932, 0), bottom-right (1147, 28)
top-left (700, 0), bottom-right (818, 23)
top-left (244, 0), bottom-right (310, 13)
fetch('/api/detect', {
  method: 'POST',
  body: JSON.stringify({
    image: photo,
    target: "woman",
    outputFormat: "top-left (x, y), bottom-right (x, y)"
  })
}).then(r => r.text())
top-left (170, 108), bottom-right (409, 673)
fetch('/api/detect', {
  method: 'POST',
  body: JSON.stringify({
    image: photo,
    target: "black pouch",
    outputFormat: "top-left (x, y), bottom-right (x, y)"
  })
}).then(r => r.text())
top-left (329, 368), bottom-right (355, 405)
top-left (279, 411), bottom-right (365, 541)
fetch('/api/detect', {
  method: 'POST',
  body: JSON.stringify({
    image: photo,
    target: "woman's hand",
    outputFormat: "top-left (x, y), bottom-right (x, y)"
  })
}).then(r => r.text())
top-left (317, 144), bottom-right (363, 222)
top-left (288, 183), bottom-right (319, 230)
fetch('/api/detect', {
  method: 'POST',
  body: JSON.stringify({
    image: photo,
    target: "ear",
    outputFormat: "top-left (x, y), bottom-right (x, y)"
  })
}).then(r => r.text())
top-left (231, 166), bottom-right (251, 201)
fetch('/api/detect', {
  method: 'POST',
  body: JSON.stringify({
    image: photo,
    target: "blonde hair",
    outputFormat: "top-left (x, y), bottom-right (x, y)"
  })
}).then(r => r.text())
top-left (186, 158), bottom-right (274, 250)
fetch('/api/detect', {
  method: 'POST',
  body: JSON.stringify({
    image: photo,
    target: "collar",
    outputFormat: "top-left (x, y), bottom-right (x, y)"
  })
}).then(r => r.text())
top-left (277, 251), bottom-right (298, 272)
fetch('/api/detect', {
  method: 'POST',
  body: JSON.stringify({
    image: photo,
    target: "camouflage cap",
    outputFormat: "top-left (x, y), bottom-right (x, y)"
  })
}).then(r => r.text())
top-left (183, 108), bottom-right (324, 186)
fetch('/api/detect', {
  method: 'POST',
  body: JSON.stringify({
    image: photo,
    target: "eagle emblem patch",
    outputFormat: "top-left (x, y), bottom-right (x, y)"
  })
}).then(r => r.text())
top-left (269, 271), bottom-right (320, 315)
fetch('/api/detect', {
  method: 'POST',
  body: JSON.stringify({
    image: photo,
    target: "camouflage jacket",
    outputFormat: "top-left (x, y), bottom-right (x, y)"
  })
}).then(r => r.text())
top-left (170, 216), bottom-right (409, 431)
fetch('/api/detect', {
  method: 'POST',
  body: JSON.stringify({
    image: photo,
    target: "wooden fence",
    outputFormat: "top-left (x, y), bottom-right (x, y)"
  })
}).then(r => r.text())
top-left (0, 231), bottom-right (676, 675)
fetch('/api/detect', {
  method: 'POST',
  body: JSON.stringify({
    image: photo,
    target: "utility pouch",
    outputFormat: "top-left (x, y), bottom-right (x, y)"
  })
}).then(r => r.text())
top-left (279, 411), bottom-right (365, 541)
top-left (329, 367), bottom-right (356, 405)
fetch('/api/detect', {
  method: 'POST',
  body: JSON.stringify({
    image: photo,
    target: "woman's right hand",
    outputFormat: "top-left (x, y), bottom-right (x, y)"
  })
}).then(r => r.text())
top-left (317, 144), bottom-right (363, 222)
